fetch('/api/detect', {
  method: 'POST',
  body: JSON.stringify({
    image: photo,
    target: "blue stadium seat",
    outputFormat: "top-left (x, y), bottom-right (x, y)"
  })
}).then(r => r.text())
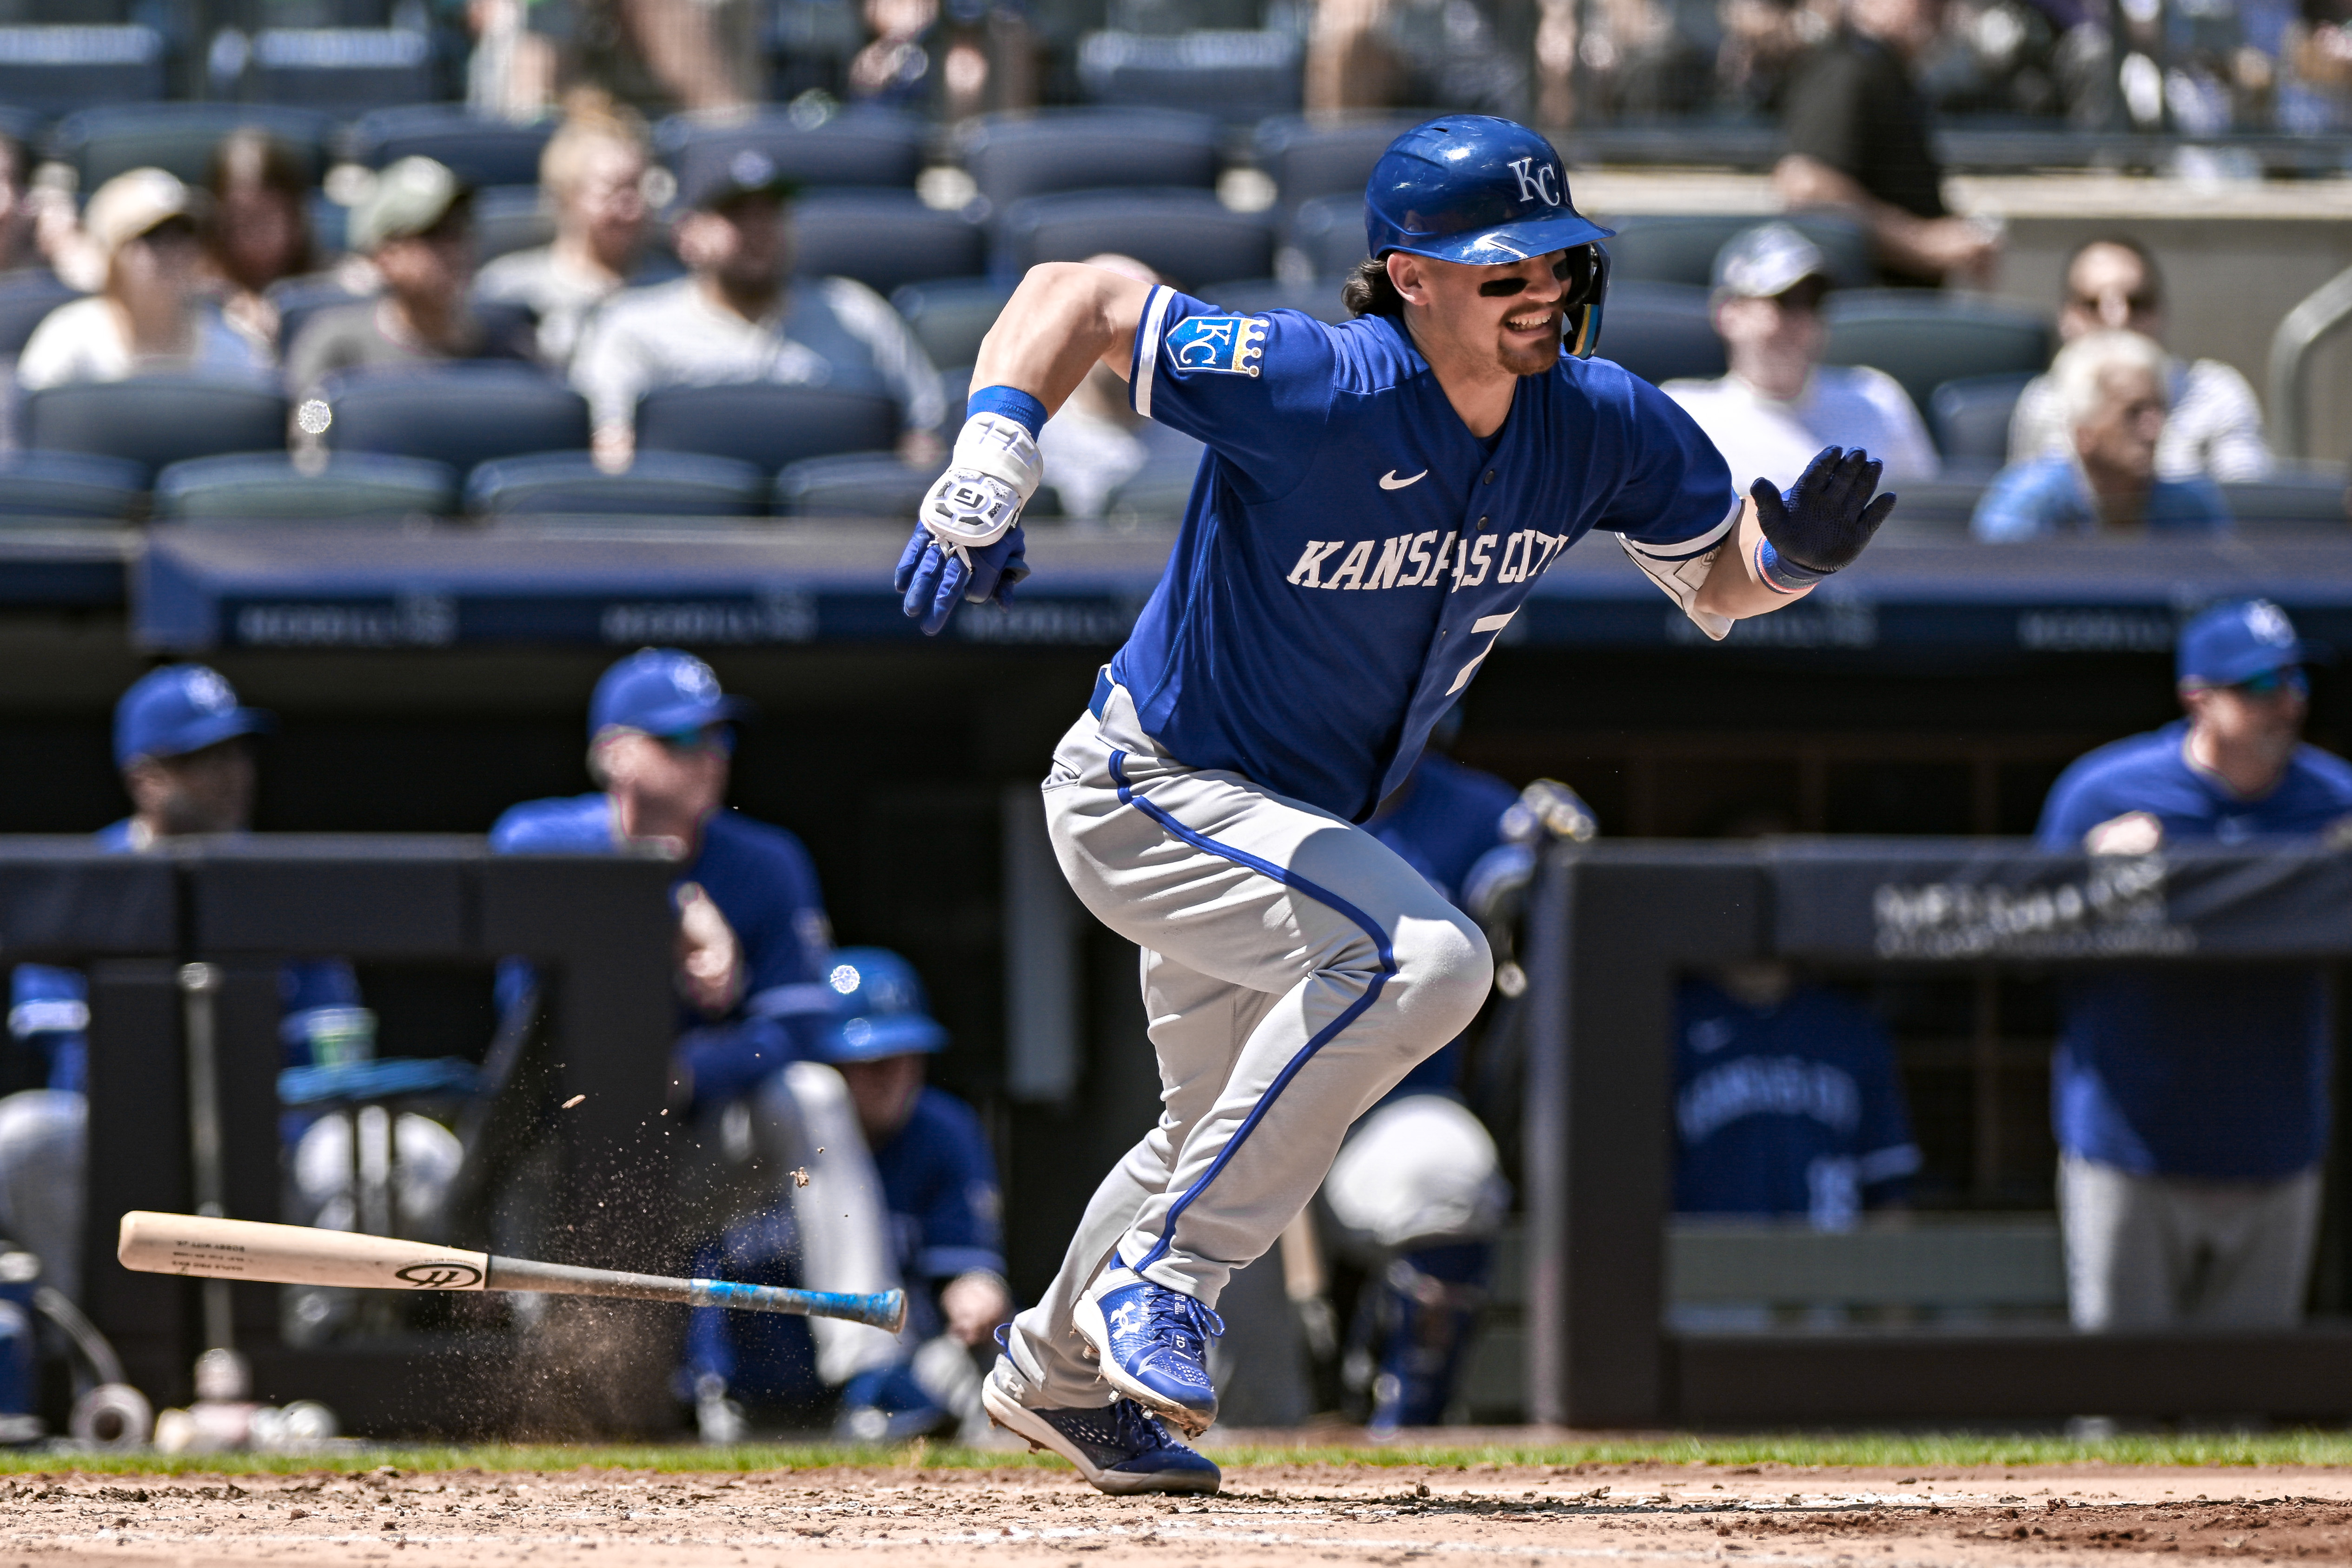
top-left (1822, 291), bottom-right (2054, 428)
top-left (634, 383), bottom-right (899, 471)
top-left (24, 374), bottom-right (290, 482)
top-left (1592, 282), bottom-right (1725, 387)
top-left (958, 109), bottom-right (1219, 212)
top-left (321, 363), bottom-right (590, 471)
top-left (1197, 277), bottom-right (1350, 324)
top-left (0, 271), bottom-right (81, 358)
top-left (0, 26), bottom-right (164, 115)
top-left (249, 29), bottom-right (437, 114)
top-left (1928, 371), bottom-right (2036, 473)
top-left (774, 451), bottom-right (940, 518)
top-left (1602, 213), bottom-right (1873, 290)
top-left (1285, 192), bottom-right (1370, 279)
top-left (0, 450), bottom-right (146, 524)
top-left (50, 103), bottom-right (336, 192)
top-left (792, 192), bottom-right (986, 296)
top-left (653, 108), bottom-right (928, 191)
top-left (889, 278), bottom-right (1011, 373)
top-left (2222, 468), bottom-right (2351, 529)
top-left (1076, 31), bottom-right (1301, 125)
top-left (345, 105), bottom-right (556, 189)
top-left (154, 452), bottom-right (458, 522)
top-left (269, 273), bottom-right (371, 356)
top-left (466, 450), bottom-right (769, 517)
top-left (993, 191), bottom-right (1273, 291)
top-left (1253, 116), bottom-right (1421, 225)
top-left (474, 184), bottom-right (553, 265)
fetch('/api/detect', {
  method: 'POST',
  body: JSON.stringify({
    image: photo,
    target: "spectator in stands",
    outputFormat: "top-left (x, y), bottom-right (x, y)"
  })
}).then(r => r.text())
top-left (0, 667), bottom-right (373, 1305)
top-left (284, 157), bottom-right (535, 397)
top-left (490, 648), bottom-right (905, 1424)
top-left (204, 129), bottom-right (316, 361)
top-left (570, 146), bottom-right (945, 472)
top-left (1973, 331), bottom-right (2230, 539)
top-left (1663, 223), bottom-right (1938, 492)
top-left (1036, 255), bottom-right (1203, 519)
top-left (2038, 598), bottom-right (2352, 1330)
top-left (17, 170), bottom-right (272, 392)
top-left (2009, 237), bottom-right (2273, 483)
top-left (0, 132), bottom-right (42, 278)
top-left (475, 93), bottom-right (654, 368)
top-left (688, 949), bottom-right (1008, 1443)
top-left (1774, 0), bottom-right (2002, 286)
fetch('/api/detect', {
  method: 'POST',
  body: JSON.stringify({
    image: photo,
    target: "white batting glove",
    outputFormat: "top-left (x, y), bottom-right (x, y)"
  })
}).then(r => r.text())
top-left (919, 411), bottom-right (1044, 562)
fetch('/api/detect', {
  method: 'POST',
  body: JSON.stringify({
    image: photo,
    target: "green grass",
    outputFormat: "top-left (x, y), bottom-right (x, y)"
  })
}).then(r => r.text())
top-left (5, 1431), bottom-right (2352, 1476)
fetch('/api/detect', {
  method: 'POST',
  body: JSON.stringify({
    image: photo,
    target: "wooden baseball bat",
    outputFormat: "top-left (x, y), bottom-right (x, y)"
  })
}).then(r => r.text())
top-left (118, 1212), bottom-right (906, 1332)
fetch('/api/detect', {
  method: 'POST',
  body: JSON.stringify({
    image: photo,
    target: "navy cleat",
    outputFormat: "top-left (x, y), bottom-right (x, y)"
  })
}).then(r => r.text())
top-left (981, 1373), bottom-right (1219, 1495)
top-left (1071, 1267), bottom-right (1224, 1436)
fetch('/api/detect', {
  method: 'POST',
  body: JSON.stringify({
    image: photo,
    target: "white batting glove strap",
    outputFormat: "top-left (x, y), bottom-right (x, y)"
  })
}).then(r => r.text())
top-left (920, 412), bottom-right (1043, 551)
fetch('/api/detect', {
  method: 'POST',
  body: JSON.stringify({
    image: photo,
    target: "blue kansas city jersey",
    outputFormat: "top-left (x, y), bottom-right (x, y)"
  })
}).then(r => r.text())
top-left (1114, 288), bottom-right (1738, 823)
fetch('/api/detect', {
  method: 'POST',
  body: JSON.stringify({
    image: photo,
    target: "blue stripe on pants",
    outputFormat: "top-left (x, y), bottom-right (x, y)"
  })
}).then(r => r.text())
top-left (1106, 748), bottom-right (1398, 1273)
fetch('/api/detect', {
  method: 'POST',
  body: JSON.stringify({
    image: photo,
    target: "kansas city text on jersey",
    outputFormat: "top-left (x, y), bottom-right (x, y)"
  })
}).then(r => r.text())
top-left (1284, 528), bottom-right (1575, 591)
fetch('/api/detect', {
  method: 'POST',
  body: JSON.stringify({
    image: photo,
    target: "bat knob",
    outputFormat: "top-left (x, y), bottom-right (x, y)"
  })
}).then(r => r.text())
top-left (877, 1289), bottom-right (908, 1335)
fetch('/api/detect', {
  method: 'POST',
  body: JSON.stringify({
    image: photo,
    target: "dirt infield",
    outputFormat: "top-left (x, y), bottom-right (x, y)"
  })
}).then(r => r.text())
top-left (6, 1454), bottom-right (2352, 1566)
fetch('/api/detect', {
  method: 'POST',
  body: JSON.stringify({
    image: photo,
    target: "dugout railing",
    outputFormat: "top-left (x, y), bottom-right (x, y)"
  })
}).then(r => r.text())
top-left (0, 837), bottom-right (676, 1429)
top-left (1519, 839), bottom-right (2352, 1428)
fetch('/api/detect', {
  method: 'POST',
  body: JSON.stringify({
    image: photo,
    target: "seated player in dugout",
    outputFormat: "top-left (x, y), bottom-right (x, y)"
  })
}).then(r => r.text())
top-left (488, 649), bottom-right (906, 1400)
top-left (889, 114), bottom-right (1901, 1492)
top-left (685, 949), bottom-right (1009, 1443)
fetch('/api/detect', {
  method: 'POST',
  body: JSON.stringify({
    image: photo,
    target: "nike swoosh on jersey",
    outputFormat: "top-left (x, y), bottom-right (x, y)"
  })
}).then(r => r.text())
top-left (1378, 470), bottom-right (1428, 490)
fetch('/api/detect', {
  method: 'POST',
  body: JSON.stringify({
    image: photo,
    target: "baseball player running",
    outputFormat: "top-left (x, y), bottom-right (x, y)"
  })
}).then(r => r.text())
top-left (895, 115), bottom-right (1896, 1494)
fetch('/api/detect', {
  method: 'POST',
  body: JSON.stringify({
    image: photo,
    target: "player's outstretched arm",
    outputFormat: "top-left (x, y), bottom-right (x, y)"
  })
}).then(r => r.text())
top-left (1693, 444), bottom-right (1896, 624)
top-left (896, 264), bottom-right (1157, 636)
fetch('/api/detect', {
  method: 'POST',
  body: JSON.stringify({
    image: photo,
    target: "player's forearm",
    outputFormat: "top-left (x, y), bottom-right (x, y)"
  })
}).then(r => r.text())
top-left (1693, 496), bottom-right (1812, 621)
top-left (971, 262), bottom-right (1153, 414)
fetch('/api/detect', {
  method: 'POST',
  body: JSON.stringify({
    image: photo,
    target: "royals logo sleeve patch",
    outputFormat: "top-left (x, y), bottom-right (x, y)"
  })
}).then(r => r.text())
top-left (1166, 315), bottom-right (1267, 377)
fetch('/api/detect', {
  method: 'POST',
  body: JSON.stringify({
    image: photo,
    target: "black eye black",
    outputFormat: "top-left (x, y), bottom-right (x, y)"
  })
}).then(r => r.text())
top-left (1478, 277), bottom-right (1529, 297)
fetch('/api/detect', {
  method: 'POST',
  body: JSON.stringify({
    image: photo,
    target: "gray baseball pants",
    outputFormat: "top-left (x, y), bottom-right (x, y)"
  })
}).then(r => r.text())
top-left (1003, 677), bottom-right (1492, 1409)
top-left (2059, 1152), bottom-right (2321, 1331)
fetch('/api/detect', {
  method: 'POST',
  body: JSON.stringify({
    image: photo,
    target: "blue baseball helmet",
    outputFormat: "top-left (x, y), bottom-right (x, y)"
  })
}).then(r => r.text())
top-left (114, 664), bottom-right (272, 767)
top-left (589, 648), bottom-right (752, 739)
top-left (817, 947), bottom-right (949, 1064)
top-left (1365, 115), bottom-right (1615, 357)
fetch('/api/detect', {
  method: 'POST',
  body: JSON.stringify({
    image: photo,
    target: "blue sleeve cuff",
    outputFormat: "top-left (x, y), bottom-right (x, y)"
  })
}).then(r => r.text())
top-left (965, 385), bottom-right (1049, 438)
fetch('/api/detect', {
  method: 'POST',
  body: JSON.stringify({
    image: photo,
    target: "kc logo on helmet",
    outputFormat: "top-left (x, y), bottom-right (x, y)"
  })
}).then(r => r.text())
top-left (1506, 156), bottom-right (1560, 206)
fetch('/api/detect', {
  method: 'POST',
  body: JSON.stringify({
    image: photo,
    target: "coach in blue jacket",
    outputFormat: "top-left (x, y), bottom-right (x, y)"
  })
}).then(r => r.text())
top-left (2038, 598), bottom-right (2352, 1330)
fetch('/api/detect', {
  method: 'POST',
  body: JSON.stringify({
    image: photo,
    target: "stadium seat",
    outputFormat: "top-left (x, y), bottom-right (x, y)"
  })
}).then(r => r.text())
top-left (270, 273), bottom-right (372, 356)
top-left (791, 192), bottom-right (986, 296)
top-left (320, 363), bottom-right (590, 471)
top-left (889, 278), bottom-right (1012, 371)
top-left (1076, 31), bottom-right (1302, 125)
top-left (1822, 292), bottom-right (2054, 427)
top-left (1197, 277), bottom-right (1351, 324)
top-left (249, 29), bottom-right (437, 114)
top-left (473, 185), bottom-right (554, 266)
top-left (635, 383), bottom-right (899, 471)
top-left (466, 450), bottom-right (769, 517)
top-left (1601, 213), bottom-right (1873, 290)
top-left (0, 450), bottom-right (146, 524)
top-left (24, 374), bottom-right (289, 482)
top-left (958, 109), bottom-right (1219, 212)
top-left (2222, 468), bottom-right (2351, 529)
top-left (345, 105), bottom-right (556, 189)
top-left (153, 451), bottom-right (458, 522)
top-left (1103, 457), bottom-right (1200, 524)
top-left (1875, 477), bottom-right (1985, 538)
top-left (653, 108), bottom-right (928, 191)
top-left (1285, 192), bottom-right (1371, 279)
top-left (50, 103), bottom-right (336, 191)
top-left (774, 451), bottom-right (941, 518)
top-left (994, 191), bottom-right (1274, 290)
top-left (0, 26), bottom-right (164, 115)
top-left (1928, 371), bottom-right (2036, 472)
top-left (1254, 116), bottom-right (1424, 225)
top-left (0, 271), bottom-right (81, 358)
top-left (1590, 282), bottom-right (1724, 387)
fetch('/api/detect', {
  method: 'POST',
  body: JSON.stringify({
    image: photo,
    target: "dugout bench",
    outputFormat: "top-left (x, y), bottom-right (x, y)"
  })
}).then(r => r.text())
top-left (1517, 839), bottom-right (2352, 1428)
top-left (0, 837), bottom-right (676, 1429)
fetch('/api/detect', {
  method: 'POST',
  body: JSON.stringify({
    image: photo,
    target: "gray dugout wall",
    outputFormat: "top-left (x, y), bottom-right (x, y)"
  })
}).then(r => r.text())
top-left (1523, 840), bottom-right (2352, 1428)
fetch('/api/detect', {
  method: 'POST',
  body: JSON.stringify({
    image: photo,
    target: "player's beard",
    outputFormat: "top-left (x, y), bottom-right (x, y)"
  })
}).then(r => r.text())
top-left (1496, 308), bottom-right (1564, 377)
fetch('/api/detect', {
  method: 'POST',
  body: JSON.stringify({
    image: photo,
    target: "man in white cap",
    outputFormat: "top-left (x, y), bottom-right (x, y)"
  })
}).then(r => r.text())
top-left (16, 168), bottom-right (271, 390)
top-left (1661, 223), bottom-right (1938, 493)
top-left (284, 156), bottom-right (536, 397)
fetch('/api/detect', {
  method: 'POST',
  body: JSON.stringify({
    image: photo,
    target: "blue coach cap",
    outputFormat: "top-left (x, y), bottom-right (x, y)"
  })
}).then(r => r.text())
top-left (816, 947), bottom-right (949, 1064)
top-left (114, 664), bottom-right (271, 767)
top-left (588, 648), bottom-right (752, 738)
top-left (1365, 116), bottom-right (1612, 269)
top-left (2178, 599), bottom-right (2330, 687)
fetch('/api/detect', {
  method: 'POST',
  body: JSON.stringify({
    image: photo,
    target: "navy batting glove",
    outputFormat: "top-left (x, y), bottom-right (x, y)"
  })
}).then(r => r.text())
top-left (894, 523), bottom-right (1030, 636)
top-left (1749, 445), bottom-right (1897, 592)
